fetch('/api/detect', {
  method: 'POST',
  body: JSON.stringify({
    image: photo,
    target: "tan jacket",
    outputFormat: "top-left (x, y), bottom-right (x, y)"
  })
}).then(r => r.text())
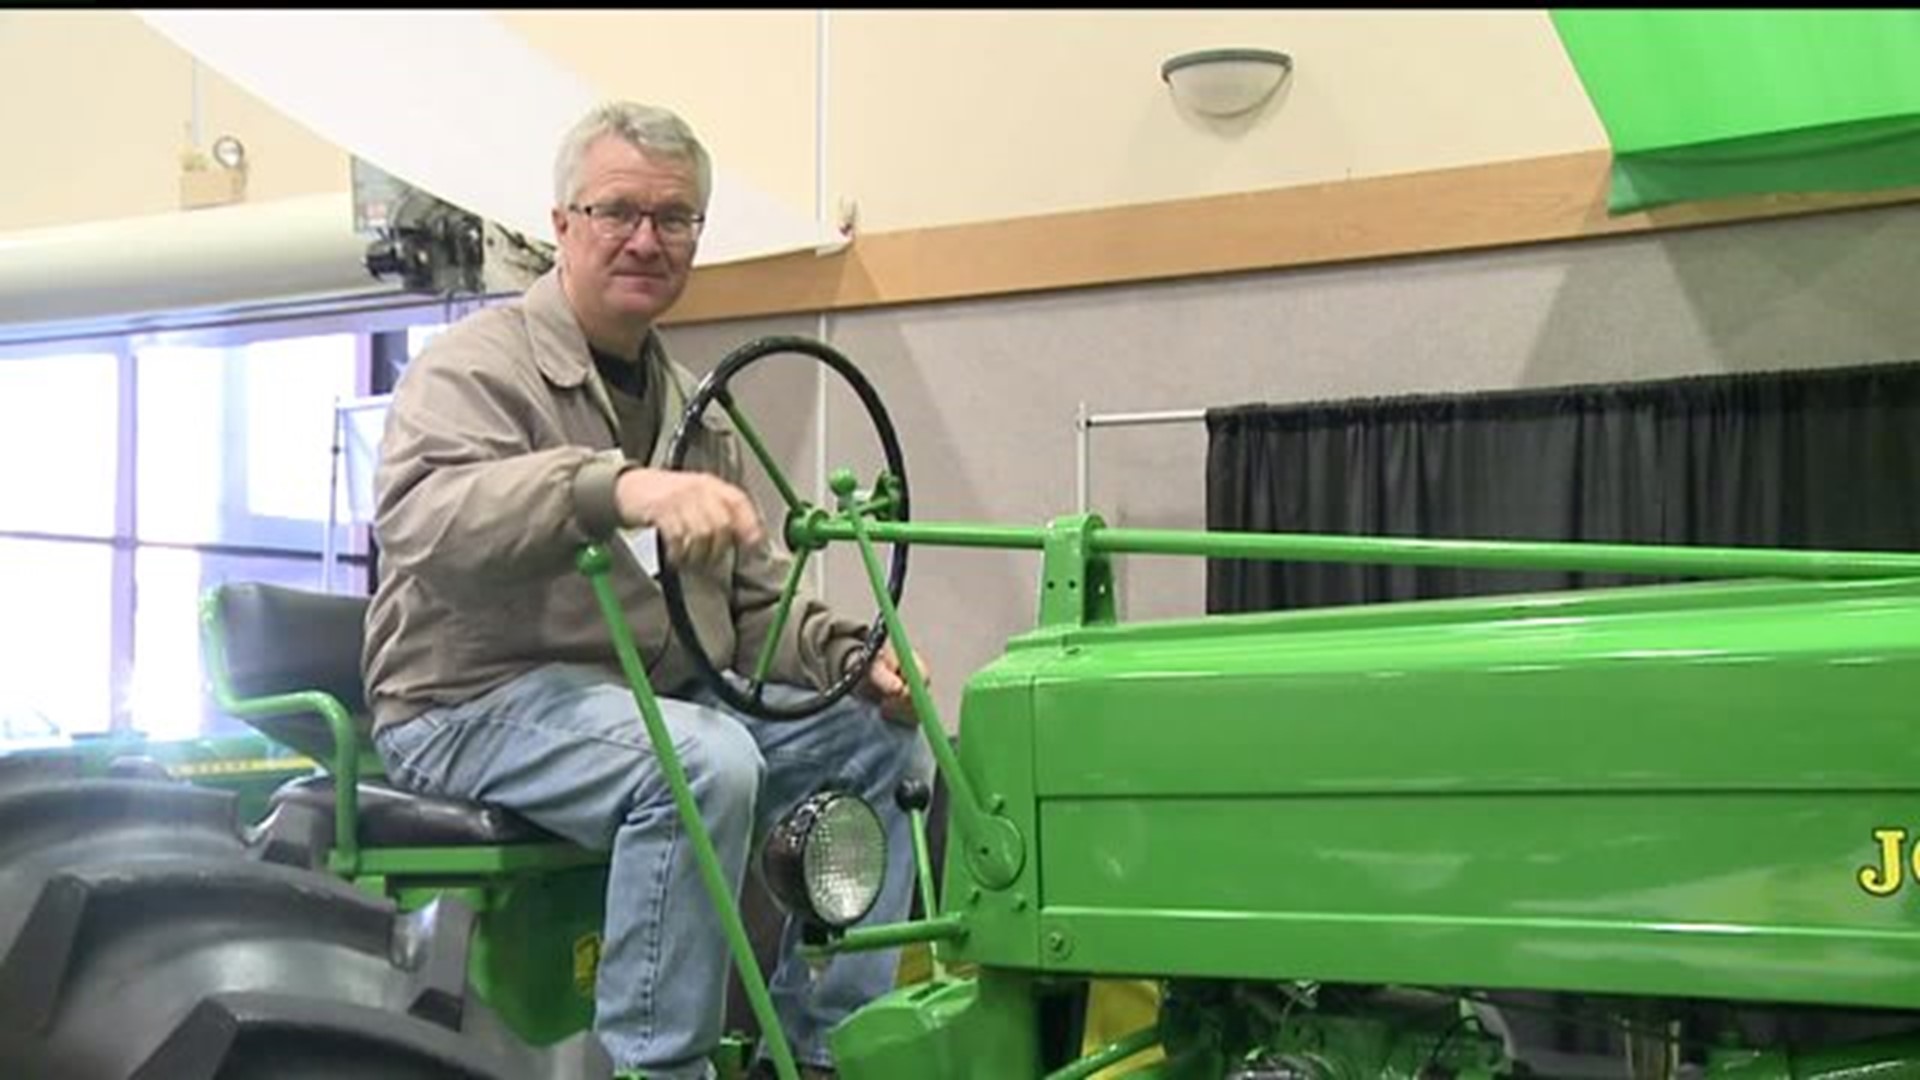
top-left (363, 270), bottom-right (866, 731)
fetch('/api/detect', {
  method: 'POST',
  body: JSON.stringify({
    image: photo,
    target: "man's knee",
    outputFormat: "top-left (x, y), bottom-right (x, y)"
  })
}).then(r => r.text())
top-left (675, 716), bottom-right (767, 815)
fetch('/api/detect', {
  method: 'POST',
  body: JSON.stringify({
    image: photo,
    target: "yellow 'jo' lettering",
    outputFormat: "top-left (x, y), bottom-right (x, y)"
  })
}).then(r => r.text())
top-left (572, 933), bottom-right (602, 999)
top-left (1859, 828), bottom-right (1907, 897)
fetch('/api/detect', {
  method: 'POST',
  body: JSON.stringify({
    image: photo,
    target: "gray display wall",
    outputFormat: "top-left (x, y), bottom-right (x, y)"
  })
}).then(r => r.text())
top-left (663, 202), bottom-right (1920, 725)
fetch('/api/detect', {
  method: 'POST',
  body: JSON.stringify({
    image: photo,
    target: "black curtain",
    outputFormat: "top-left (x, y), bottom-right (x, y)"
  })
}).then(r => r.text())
top-left (1206, 361), bottom-right (1920, 614)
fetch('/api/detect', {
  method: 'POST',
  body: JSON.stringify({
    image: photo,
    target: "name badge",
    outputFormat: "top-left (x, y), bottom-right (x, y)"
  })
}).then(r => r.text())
top-left (622, 526), bottom-right (662, 577)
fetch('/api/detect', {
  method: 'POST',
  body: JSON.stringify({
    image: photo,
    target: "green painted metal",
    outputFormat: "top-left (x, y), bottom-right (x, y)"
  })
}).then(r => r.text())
top-left (856, 472), bottom-right (905, 521)
top-left (579, 543), bottom-right (803, 1080)
top-left (806, 913), bottom-right (969, 959)
top-left (720, 390), bottom-right (805, 513)
top-left (750, 543), bottom-right (812, 689)
top-left (199, 589), bottom-right (367, 870)
top-left (1043, 1024), bottom-right (1159, 1080)
top-left (1095, 525), bottom-right (1920, 581)
top-left (978, 572), bottom-right (1920, 1008)
top-left (393, 863), bottom-right (608, 1045)
top-left (834, 470), bottom-right (1026, 891)
top-left (908, 805), bottom-right (948, 976)
top-left (925, 651), bottom-right (1050, 978)
top-left (800, 494), bottom-right (1920, 1077)
top-left (1037, 514), bottom-right (1116, 629)
top-left (796, 515), bottom-right (1920, 584)
top-left (830, 971), bottom-right (1043, 1079)
top-left (793, 516), bottom-right (1049, 554)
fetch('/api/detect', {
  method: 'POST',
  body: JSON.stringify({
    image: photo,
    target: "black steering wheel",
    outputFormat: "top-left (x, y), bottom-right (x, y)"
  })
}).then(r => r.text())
top-left (657, 335), bottom-right (910, 721)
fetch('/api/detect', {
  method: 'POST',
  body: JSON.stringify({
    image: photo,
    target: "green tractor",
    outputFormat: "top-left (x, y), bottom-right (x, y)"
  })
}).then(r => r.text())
top-left (7, 335), bottom-right (1920, 1079)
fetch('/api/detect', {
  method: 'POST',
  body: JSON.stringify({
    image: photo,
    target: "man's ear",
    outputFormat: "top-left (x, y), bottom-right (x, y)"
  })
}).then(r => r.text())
top-left (551, 206), bottom-right (569, 245)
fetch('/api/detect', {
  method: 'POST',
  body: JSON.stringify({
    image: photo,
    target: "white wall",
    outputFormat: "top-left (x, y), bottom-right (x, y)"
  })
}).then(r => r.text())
top-left (3, 10), bottom-right (1603, 234)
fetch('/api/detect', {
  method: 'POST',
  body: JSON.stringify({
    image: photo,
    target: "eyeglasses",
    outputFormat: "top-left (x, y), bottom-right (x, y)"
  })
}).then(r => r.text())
top-left (567, 201), bottom-right (706, 245)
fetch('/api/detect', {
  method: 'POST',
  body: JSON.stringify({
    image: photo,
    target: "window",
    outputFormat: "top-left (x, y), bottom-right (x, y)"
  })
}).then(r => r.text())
top-left (129, 548), bottom-right (361, 740)
top-left (0, 306), bottom-right (449, 752)
top-left (407, 323), bottom-right (448, 359)
top-left (136, 334), bottom-right (359, 550)
top-left (0, 538), bottom-right (114, 740)
top-left (0, 352), bottom-right (119, 537)
top-left (128, 331), bottom-right (365, 736)
top-left (0, 350), bottom-right (121, 744)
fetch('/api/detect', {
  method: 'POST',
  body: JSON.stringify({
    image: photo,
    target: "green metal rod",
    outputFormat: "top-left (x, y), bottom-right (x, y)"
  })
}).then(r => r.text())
top-left (577, 545), bottom-right (801, 1080)
top-left (1043, 1024), bottom-right (1163, 1080)
top-left (250, 692), bottom-right (361, 870)
top-left (798, 518), bottom-right (1920, 581)
top-left (200, 592), bottom-right (361, 871)
top-left (839, 490), bottom-right (1001, 865)
top-left (750, 545), bottom-right (813, 689)
top-left (805, 913), bottom-right (969, 957)
top-left (910, 806), bottom-right (940, 920)
top-left (721, 394), bottom-right (806, 513)
top-left (908, 807), bottom-right (946, 977)
top-left (1097, 526), bottom-right (1920, 580)
top-left (798, 517), bottom-right (1049, 552)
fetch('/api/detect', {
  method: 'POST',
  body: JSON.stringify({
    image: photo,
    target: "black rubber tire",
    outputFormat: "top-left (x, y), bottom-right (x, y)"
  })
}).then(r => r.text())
top-left (0, 769), bottom-right (612, 1080)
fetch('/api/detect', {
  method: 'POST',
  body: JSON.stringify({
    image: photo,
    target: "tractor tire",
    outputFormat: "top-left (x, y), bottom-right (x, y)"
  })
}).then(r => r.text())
top-left (0, 769), bottom-right (612, 1080)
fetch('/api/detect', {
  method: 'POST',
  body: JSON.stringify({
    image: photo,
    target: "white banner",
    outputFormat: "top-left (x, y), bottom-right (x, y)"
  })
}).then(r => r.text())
top-left (335, 394), bottom-right (392, 527)
top-left (135, 10), bottom-right (837, 267)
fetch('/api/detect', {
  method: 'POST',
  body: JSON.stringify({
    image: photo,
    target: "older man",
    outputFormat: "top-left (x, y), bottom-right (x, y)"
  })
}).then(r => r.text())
top-left (363, 100), bottom-right (929, 1080)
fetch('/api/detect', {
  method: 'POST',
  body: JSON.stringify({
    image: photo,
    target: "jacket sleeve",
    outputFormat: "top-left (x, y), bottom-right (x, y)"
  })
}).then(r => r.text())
top-left (373, 337), bottom-right (627, 602)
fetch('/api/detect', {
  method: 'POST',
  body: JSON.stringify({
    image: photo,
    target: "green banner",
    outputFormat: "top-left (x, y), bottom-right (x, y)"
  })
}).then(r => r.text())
top-left (1550, 10), bottom-right (1920, 213)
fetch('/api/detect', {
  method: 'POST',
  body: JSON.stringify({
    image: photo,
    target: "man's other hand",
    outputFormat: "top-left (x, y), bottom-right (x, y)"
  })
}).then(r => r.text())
top-left (855, 642), bottom-right (928, 727)
top-left (615, 467), bottom-right (765, 569)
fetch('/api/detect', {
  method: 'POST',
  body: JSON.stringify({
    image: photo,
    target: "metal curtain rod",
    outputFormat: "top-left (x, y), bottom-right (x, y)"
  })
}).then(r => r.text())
top-left (1074, 402), bottom-right (1210, 513)
top-left (1082, 407), bottom-right (1208, 428)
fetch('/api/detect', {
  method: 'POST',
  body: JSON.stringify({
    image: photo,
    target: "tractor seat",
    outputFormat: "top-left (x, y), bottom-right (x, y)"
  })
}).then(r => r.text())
top-left (268, 774), bottom-right (552, 847)
top-left (209, 581), bottom-right (563, 849)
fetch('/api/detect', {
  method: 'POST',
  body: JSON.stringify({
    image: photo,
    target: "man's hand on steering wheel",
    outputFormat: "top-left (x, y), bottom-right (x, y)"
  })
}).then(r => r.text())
top-left (616, 467), bottom-right (764, 569)
top-left (658, 334), bottom-right (911, 722)
top-left (853, 642), bottom-right (928, 727)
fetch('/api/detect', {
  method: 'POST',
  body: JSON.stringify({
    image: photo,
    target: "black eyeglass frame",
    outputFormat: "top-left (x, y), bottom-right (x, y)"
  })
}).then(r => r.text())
top-left (566, 201), bottom-right (707, 242)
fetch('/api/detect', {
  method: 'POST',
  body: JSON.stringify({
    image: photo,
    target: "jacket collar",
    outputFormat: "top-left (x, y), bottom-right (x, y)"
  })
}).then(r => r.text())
top-left (523, 267), bottom-right (708, 454)
top-left (525, 268), bottom-right (595, 389)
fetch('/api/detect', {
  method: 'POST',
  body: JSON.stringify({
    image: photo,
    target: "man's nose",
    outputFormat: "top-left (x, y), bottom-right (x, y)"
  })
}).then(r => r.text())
top-left (621, 216), bottom-right (666, 256)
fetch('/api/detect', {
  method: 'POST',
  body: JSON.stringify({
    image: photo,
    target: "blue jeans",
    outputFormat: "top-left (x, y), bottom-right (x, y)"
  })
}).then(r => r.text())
top-left (372, 662), bottom-right (932, 1078)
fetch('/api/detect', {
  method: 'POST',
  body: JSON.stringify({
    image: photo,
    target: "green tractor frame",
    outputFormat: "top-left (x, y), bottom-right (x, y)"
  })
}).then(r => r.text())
top-left (8, 334), bottom-right (1920, 1080)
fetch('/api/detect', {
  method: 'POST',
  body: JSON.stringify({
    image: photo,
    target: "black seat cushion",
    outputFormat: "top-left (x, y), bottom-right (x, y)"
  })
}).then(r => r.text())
top-left (270, 775), bottom-right (560, 848)
top-left (217, 583), bottom-right (570, 850)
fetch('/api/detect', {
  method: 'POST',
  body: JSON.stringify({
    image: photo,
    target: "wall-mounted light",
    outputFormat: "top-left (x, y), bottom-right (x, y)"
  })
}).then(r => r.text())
top-left (179, 132), bottom-right (250, 211)
top-left (1161, 47), bottom-right (1293, 119)
top-left (210, 134), bottom-right (248, 173)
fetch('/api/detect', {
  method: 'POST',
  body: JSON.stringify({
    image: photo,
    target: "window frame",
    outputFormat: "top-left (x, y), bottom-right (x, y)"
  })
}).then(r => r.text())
top-left (0, 294), bottom-right (477, 741)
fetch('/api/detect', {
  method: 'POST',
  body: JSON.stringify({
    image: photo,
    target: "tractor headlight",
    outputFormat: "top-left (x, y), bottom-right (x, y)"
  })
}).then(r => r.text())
top-left (762, 790), bottom-right (887, 929)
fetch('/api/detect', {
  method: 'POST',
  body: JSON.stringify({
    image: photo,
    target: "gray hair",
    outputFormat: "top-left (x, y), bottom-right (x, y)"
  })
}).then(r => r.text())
top-left (552, 101), bottom-right (713, 208)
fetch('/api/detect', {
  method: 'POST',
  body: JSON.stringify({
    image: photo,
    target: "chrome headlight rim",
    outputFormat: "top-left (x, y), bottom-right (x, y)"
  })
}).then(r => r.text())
top-left (762, 788), bottom-right (887, 930)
